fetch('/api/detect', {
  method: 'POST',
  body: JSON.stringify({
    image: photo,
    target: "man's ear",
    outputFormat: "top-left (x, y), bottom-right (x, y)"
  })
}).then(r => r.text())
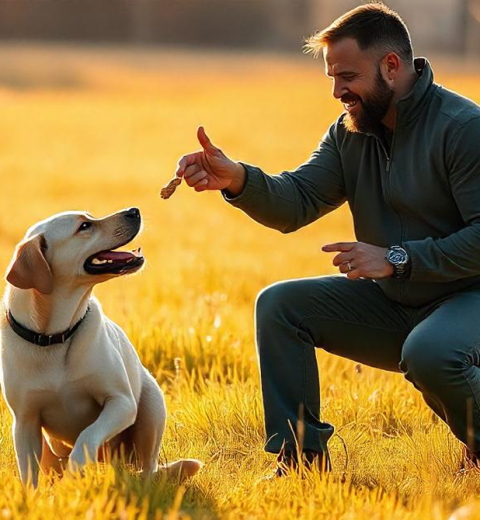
top-left (5, 234), bottom-right (53, 294)
top-left (383, 52), bottom-right (400, 81)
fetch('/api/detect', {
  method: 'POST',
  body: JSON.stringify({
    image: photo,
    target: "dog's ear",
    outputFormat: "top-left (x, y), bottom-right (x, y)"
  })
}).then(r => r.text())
top-left (6, 234), bottom-right (53, 294)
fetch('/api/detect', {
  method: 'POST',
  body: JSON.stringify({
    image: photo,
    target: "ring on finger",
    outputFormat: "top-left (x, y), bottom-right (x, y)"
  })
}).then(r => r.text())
top-left (346, 261), bottom-right (353, 272)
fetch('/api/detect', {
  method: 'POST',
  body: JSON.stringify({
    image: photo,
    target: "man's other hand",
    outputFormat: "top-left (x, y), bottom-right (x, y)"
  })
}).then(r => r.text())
top-left (175, 126), bottom-right (246, 196)
top-left (322, 241), bottom-right (394, 280)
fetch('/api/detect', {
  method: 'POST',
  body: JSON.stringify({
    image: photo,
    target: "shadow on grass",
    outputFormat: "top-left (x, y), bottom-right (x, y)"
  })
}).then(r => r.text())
top-left (113, 464), bottom-right (220, 520)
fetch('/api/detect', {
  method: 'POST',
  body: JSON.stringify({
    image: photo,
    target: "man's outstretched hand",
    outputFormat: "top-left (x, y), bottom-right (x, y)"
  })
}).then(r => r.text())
top-left (175, 126), bottom-right (246, 196)
top-left (322, 241), bottom-right (393, 280)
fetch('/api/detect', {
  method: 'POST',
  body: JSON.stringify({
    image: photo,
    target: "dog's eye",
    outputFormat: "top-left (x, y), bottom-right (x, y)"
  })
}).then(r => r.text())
top-left (78, 222), bottom-right (92, 232)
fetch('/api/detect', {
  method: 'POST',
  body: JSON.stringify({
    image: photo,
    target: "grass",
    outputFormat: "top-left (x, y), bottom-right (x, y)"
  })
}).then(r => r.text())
top-left (1, 43), bottom-right (480, 519)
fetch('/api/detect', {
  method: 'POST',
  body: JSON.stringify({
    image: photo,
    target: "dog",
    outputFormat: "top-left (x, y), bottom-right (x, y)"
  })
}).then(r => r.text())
top-left (0, 207), bottom-right (201, 487)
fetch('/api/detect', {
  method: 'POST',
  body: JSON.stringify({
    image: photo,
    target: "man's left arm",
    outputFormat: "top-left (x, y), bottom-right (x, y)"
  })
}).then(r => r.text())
top-left (403, 116), bottom-right (480, 282)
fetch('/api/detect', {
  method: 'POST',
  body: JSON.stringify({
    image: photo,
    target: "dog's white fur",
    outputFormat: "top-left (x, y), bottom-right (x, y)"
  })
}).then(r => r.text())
top-left (0, 209), bottom-right (201, 487)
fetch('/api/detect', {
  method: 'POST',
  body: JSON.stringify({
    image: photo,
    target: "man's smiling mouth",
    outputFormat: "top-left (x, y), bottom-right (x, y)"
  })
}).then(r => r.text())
top-left (343, 100), bottom-right (358, 111)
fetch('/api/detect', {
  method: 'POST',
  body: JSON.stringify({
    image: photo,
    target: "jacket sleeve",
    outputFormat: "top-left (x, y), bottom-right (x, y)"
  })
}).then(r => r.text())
top-left (222, 123), bottom-right (346, 233)
top-left (404, 116), bottom-right (480, 282)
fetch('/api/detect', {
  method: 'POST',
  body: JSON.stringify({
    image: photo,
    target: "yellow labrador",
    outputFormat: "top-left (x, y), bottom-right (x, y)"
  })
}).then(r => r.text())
top-left (0, 208), bottom-right (201, 487)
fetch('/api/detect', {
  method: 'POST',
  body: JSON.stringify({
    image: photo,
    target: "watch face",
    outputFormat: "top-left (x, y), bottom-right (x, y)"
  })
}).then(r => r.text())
top-left (387, 247), bottom-right (408, 265)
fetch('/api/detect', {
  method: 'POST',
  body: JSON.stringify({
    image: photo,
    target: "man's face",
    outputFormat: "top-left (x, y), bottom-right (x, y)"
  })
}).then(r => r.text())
top-left (323, 38), bottom-right (394, 134)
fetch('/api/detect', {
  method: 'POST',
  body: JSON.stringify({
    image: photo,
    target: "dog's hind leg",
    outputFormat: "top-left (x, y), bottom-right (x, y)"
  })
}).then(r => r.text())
top-left (158, 459), bottom-right (203, 482)
top-left (130, 372), bottom-right (167, 477)
top-left (129, 371), bottom-right (202, 482)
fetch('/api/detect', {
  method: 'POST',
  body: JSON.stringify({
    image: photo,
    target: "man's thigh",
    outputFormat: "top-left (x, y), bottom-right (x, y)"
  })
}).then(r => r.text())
top-left (272, 275), bottom-right (413, 372)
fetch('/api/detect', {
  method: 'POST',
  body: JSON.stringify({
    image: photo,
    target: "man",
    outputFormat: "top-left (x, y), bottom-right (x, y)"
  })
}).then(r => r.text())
top-left (175, 3), bottom-right (480, 475)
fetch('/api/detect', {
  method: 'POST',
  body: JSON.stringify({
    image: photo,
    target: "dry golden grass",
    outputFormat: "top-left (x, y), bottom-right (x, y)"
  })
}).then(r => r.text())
top-left (1, 43), bottom-right (480, 519)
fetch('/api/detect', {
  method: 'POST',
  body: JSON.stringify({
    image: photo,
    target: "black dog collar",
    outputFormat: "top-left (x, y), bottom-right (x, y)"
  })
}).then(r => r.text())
top-left (6, 308), bottom-right (90, 347)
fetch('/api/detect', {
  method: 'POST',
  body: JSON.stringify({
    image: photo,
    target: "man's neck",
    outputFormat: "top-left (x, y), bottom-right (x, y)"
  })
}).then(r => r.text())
top-left (382, 69), bottom-right (420, 131)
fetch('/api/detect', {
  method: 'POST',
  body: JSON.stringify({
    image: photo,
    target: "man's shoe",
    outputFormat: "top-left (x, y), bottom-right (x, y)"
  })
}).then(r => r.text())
top-left (264, 448), bottom-right (331, 480)
top-left (461, 446), bottom-right (480, 472)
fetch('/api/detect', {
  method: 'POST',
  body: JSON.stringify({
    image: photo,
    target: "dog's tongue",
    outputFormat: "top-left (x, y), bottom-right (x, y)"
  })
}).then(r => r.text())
top-left (95, 250), bottom-right (135, 261)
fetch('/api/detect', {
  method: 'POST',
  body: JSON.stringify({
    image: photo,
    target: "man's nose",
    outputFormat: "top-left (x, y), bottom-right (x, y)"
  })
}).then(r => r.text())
top-left (332, 79), bottom-right (346, 100)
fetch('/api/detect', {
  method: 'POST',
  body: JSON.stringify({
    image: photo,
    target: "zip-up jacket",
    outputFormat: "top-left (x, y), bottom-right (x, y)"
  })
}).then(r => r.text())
top-left (224, 58), bottom-right (480, 307)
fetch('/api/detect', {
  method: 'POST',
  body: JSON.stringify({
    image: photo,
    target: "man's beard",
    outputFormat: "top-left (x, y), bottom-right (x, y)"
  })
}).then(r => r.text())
top-left (343, 69), bottom-right (394, 134)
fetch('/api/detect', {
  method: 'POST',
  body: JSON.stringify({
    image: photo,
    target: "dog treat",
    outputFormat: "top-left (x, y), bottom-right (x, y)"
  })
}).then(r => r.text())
top-left (160, 177), bottom-right (182, 200)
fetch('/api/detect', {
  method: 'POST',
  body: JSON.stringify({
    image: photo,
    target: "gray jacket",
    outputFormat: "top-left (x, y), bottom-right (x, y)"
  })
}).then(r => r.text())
top-left (224, 58), bottom-right (480, 307)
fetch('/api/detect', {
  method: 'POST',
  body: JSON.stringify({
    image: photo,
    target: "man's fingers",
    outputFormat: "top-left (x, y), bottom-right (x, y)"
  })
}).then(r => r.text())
top-left (184, 164), bottom-right (201, 179)
top-left (185, 170), bottom-right (208, 187)
top-left (347, 269), bottom-right (362, 280)
top-left (197, 126), bottom-right (220, 156)
top-left (322, 242), bottom-right (356, 253)
top-left (194, 180), bottom-right (209, 192)
top-left (175, 155), bottom-right (190, 178)
top-left (332, 252), bottom-right (354, 267)
top-left (175, 126), bottom-right (221, 181)
top-left (338, 260), bottom-right (358, 274)
top-left (175, 152), bottom-right (201, 178)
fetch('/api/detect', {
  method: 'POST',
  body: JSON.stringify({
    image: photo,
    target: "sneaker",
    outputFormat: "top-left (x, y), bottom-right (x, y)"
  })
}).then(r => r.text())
top-left (265, 448), bottom-right (331, 480)
top-left (461, 446), bottom-right (480, 472)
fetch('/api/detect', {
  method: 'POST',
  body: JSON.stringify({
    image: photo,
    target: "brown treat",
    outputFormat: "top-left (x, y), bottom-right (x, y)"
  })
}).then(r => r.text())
top-left (160, 177), bottom-right (182, 199)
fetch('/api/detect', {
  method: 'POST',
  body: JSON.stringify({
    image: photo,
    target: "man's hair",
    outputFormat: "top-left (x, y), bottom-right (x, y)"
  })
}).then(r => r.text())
top-left (304, 2), bottom-right (413, 64)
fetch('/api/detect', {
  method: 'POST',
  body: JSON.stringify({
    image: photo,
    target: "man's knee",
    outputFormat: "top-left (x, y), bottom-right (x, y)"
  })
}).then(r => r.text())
top-left (400, 332), bottom-right (466, 390)
top-left (255, 281), bottom-right (295, 326)
top-left (255, 276), bottom-right (340, 325)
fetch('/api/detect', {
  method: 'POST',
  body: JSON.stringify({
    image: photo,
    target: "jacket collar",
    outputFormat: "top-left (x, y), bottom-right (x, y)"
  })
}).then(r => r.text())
top-left (395, 57), bottom-right (436, 126)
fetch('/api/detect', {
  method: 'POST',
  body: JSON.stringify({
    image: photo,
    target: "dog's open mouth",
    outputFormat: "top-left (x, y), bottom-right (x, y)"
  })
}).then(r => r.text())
top-left (84, 247), bottom-right (144, 275)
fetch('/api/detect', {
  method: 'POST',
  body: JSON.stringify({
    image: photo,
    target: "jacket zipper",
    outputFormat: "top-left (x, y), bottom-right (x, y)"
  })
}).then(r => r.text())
top-left (377, 135), bottom-right (407, 301)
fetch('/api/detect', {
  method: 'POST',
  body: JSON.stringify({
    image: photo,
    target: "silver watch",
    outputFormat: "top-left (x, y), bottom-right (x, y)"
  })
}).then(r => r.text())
top-left (386, 245), bottom-right (410, 279)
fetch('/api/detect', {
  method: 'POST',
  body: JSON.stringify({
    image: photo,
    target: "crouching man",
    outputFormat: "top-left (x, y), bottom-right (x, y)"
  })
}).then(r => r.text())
top-left (175, 3), bottom-right (480, 476)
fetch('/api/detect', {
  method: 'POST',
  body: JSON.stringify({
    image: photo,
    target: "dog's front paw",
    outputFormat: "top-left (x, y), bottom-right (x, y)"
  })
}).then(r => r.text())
top-left (68, 452), bottom-right (85, 473)
top-left (69, 445), bottom-right (95, 472)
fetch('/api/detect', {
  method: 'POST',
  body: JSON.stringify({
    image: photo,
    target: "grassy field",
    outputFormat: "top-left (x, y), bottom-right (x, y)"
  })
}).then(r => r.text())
top-left (1, 44), bottom-right (480, 519)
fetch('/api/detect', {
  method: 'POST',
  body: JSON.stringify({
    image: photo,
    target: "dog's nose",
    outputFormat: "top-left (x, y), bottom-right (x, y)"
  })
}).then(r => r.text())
top-left (124, 207), bottom-right (140, 220)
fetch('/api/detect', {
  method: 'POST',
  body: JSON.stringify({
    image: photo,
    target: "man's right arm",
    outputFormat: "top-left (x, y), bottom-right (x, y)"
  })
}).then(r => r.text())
top-left (222, 124), bottom-right (347, 233)
top-left (175, 124), bottom-right (346, 233)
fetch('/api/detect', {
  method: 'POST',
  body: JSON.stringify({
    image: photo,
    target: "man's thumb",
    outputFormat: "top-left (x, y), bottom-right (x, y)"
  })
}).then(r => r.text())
top-left (197, 126), bottom-right (218, 156)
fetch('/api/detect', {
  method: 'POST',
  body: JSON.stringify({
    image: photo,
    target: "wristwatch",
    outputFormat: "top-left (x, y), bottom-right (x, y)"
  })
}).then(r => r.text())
top-left (386, 245), bottom-right (410, 279)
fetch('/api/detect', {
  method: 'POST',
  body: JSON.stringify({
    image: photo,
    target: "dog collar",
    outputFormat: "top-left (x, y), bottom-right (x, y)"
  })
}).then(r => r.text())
top-left (6, 308), bottom-right (90, 347)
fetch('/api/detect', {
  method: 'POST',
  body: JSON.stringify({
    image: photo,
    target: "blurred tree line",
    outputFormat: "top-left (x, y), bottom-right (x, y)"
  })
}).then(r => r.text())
top-left (0, 0), bottom-right (310, 48)
top-left (0, 0), bottom-right (479, 55)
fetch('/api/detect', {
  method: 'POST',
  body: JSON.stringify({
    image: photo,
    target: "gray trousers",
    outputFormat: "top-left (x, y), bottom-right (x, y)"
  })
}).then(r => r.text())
top-left (255, 275), bottom-right (480, 455)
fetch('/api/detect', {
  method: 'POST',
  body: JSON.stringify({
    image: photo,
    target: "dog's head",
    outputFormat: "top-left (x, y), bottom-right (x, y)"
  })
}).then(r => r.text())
top-left (5, 208), bottom-right (144, 294)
